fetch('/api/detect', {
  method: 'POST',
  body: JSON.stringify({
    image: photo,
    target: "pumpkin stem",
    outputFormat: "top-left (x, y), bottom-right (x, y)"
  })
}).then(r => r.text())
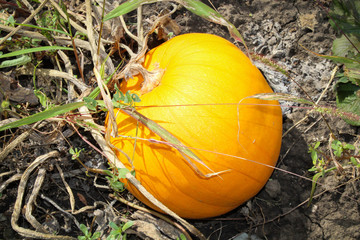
top-left (138, 64), bottom-right (165, 94)
top-left (122, 62), bottom-right (165, 94)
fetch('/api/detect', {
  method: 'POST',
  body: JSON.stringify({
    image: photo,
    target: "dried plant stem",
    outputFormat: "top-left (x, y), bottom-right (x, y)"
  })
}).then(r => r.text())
top-left (55, 163), bottom-right (76, 212)
top-left (39, 194), bottom-right (81, 228)
top-left (0, 173), bottom-right (22, 193)
top-left (97, 0), bottom-right (107, 56)
top-left (120, 15), bottom-right (142, 45)
top-left (137, 6), bottom-right (144, 44)
top-left (0, 121), bottom-right (46, 162)
top-left (16, 67), bottom-right (89, 93)
top-left (56, 47), bottom-right (78, 100)
top-left (85, 0), bottom-right (99, 63)
top-left (24, 168), bottom-right (49, 233)
top-left (11, 151), bottom-right (76, 239)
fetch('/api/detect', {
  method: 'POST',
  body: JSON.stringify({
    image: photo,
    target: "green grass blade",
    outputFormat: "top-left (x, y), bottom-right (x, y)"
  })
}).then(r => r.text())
top-left (104, 0), bottom-right (157, 21)
top-left (307, 167), bottom-right (336, 206)
top-left (308, 172), bottom-right (322, 207)
top-left (0, 55), bottom-right (31, 68)
top-left (0, 46), bottom-right (73, 59)
top-left (250, 92), bottom-right (314, 105)
top-left (0, 102), bottom-right (84, 131)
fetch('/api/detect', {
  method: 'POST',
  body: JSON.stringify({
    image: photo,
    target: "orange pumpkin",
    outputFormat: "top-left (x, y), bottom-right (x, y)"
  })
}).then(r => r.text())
top-left (106, 33), bottom-right (282, 219)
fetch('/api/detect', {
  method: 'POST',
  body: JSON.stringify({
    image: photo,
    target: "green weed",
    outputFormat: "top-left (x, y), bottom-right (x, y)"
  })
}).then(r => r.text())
top-left (307, 139), bottom-right (359, 205)
top-left (78, 223), bottom-right (101, 240)
top-left (106, 221), bottom-right (133, 240)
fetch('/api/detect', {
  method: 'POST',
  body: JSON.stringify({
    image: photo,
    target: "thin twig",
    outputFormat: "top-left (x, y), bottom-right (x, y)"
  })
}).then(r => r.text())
top-left (137, 6), bottom-right (144, 44)
top-left (0, 173), bottom-right (22, 192)
top-left (40, 194), bottom-right (81, 229)
top-left (0, 121), bottom-right (46, 162)
top-left (0, 170), bottom-right (15, 178)
top-left (120, 15), bottom-right (141, 44)
top-left (16, 67), bottom-right (89, 93)
top-left (55, 163), bottom-right (75, 213)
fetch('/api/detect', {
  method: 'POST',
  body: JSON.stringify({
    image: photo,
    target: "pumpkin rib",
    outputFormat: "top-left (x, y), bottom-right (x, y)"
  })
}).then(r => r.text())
top-left (107, 33), bottom-right (282, 219)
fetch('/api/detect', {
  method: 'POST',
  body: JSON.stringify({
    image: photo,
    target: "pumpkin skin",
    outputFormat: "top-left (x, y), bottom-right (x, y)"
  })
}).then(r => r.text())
top-left (107, 33), bottom-right (282, 219)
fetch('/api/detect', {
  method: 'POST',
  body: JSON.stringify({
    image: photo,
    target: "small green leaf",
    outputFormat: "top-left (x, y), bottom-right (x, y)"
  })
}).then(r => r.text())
top-left (131, 93), bottom-right (141, 102)
top-left (350, 157), bottom-right (360, 167)
top-left (308, 166), bottom-right (318, 172)
top-left (109, 180), bottom-right (125, 192)
top-left (122, 221), bottom-right (133, 232)
top-left (118, 168), bottom-right (130, 178)
top-left (34, 89), bottom-right (49, 108)
top-left (332, 34), bottom-right (360, 57)
top-left (79, 224), bottom-right (89, 236)
top-left (84, 97), bottom-right (98, 110)
top-left (69, 148), bottom-right (75, 155)
top-left (344, 143), bottom-right (355, 150)
top-left (7, 15), bottom-right (15, 27)
top-left (308, 167), bottom-right (336, 206)
top-left (124, 91), bottom-right (133, 104)
top-left (331, 140), bottom-right (343, 157)
top-left (91, 231), bottom-right (101, 239)
top-left (178, 234), bottom-right (187, 240)
top-left (311, 150), bottom-right (318, 163)
top-left (335, 81), bottom-right (360, 126)
top-left (1, 99), bottom-right (10, 109)
top-left (109, 221), bottom-right (119, 230)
